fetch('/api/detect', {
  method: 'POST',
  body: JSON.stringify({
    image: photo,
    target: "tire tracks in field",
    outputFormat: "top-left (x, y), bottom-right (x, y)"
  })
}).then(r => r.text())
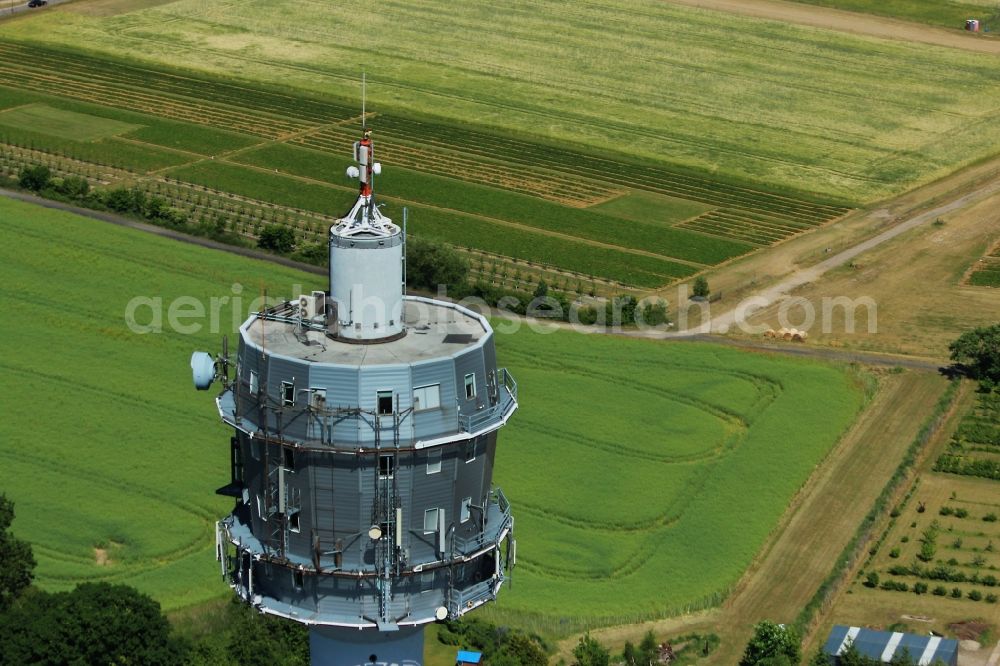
top-left (665, 0), bottom-right (1000, 56)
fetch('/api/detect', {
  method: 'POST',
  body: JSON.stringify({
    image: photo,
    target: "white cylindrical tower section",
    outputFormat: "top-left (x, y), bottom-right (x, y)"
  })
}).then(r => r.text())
top-left (329, 229), bottom-right (404, 341)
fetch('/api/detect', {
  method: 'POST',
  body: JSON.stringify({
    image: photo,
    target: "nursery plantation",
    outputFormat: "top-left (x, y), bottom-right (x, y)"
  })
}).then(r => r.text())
top-left (831, 385), bottom-right (1000, 639)
top-left (0, 198), bottom-right (863, 624)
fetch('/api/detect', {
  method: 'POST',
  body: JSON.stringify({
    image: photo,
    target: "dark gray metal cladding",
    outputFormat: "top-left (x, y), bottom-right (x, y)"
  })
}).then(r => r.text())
top-left (214, 298), bottom-right (517, 629)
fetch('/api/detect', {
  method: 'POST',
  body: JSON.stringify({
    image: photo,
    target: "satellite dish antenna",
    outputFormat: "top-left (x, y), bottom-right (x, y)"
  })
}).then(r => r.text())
top-left (190, 352), bottom-right (216, 390)
top-left (434, 606), bottom-right (448, 621)
top-left (368, 524), bottom-right (383, 540)
top-left (346, 166), bottom-right (360, 179)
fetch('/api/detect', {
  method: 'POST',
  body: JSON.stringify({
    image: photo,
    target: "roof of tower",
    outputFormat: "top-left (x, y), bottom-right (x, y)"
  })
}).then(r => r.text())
top-left (242, 296), bottom-right (489, 366)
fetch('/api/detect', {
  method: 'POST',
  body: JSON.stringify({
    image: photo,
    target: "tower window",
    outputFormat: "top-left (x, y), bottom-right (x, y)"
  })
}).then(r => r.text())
top-left (292, 569), bottom-right (304, 590)
top-left (461, 497), bottom-right (472, 523)
top-left (249, 371), bottom-right (259, 396)
top-left (282, 447), bottom-right (295, 471)
top-left (413, 384), bottom-right (441, 411)
top-left (231, 437), bottom-right (244, 484)
top-left (465, 440), bottom-right (476, 464)
top-left (464, 374), bottom-right (476, 400)
top-left (289, 511), bottom-right (301, 533)
top-left (426, 449), bottom-right (442, 475)
top-left (423, 508), bottom-right (439, 533)
top-left (281, 381), bottom-right (295, 406)
top-left (379, 454), bottom-right (394, 479)
top-left (377, 390), bottom-right (393, 415)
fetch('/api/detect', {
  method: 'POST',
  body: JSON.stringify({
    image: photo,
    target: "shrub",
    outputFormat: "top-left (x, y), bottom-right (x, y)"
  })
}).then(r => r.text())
top-left (18, 165), bottom-right (51, 191)
top-left (864, 572), bottom-right (880, 588)
top-left (939, 506), bottom-right (954, 516)
top-left (692, 276), bottom-right (709, 299)
top-left (901, 536), bottom-right (910, 543)
top-left (56, 175), bottom-right (90, 199)
top-left (955, 508), bottom-right (969, 518)
top-left (985, 513), bottom-right (998, 522)
top-left (889, 547), bottom-right (901, 559)
top-left (932, 586), bottom-right (947, 596)
top-left (987, 594), bottom-right (998, 604)
top-left (952, 587), bottom-right (963, 598)
top-left (257, 224), bottom-right (295, 254)
top-left (406, 236), bottom-right (468, 292)
top-left (969, 589), bottom-right (983, 601)
top-left (913, 582), bottom-right (928, 595)
top-left (952, 538), bottom-right (963, 549)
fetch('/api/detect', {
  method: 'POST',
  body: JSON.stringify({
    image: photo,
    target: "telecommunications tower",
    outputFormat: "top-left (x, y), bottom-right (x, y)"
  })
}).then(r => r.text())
top-left (190, 122), bottom-right (518, 666)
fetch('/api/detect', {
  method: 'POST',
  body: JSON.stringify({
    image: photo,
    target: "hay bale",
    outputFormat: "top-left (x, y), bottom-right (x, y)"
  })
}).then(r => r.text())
top-left (764, 329), bottom-right (776, 338)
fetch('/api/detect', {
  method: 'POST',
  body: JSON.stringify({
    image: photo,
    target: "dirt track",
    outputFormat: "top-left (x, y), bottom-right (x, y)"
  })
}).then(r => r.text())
top-left (667, 0), bottom-right (1000, 54)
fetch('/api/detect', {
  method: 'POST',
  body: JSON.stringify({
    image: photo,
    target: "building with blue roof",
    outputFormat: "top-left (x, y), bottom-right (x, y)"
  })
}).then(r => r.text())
top-left (821, 625), bottom-right (958, 665)
top-left (456, 650), bottom-right (482, 665)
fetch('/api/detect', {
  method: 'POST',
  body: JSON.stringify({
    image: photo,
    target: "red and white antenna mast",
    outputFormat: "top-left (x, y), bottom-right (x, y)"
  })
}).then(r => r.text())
top-left (336, 74), bottom-right (395, 237)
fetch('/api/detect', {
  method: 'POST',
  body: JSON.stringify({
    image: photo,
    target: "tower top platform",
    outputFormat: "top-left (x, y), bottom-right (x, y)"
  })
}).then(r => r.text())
top-left (241, 296), bottom-right (489, 367)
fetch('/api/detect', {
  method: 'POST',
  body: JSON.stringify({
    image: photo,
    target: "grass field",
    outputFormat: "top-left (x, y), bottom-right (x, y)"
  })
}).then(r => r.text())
top-left (0, 197), bottom-right (863, 631)
top-left (744, 187), bottom-right (1000, 359)
top-left (0, 198), bottom-right (319, 610)
top-left (488, 329), bottom-right (863, 629)
top-left (789, 0), bottom-right (1000, 32)
top-left (968, 253), bottom-right (1000, 287)
top-left (4, 1), bottom-right (1000, 204)
top-left (0, 103), bottom-right (140, 141)
top-left (0, 35), bottom-right (854, 288)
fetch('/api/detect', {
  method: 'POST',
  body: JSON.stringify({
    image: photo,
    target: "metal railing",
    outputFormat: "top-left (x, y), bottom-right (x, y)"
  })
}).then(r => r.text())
top-left (459, 368), bottom-right (517, 434)
top-left (447, 578), bottom-right (498, 617)
top-left (453, 487), bottom-right (511, 554)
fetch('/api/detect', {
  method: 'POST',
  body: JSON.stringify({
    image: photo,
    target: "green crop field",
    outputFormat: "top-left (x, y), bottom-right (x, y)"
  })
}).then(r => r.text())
top-left (492, 331), bottom-right (862, 628)
top-left (0, 198), bottom-right (863, 626)
top-left (0, 35), bottom-right (852, 288)
top-left (4, 0), bottom-right (1000, 204)
top-left (0, 103), bottom-right (140, 141)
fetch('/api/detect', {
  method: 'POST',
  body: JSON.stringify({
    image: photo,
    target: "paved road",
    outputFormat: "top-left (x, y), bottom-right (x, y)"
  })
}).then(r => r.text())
top-left (668, 0), bottom-right (1000, 54)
